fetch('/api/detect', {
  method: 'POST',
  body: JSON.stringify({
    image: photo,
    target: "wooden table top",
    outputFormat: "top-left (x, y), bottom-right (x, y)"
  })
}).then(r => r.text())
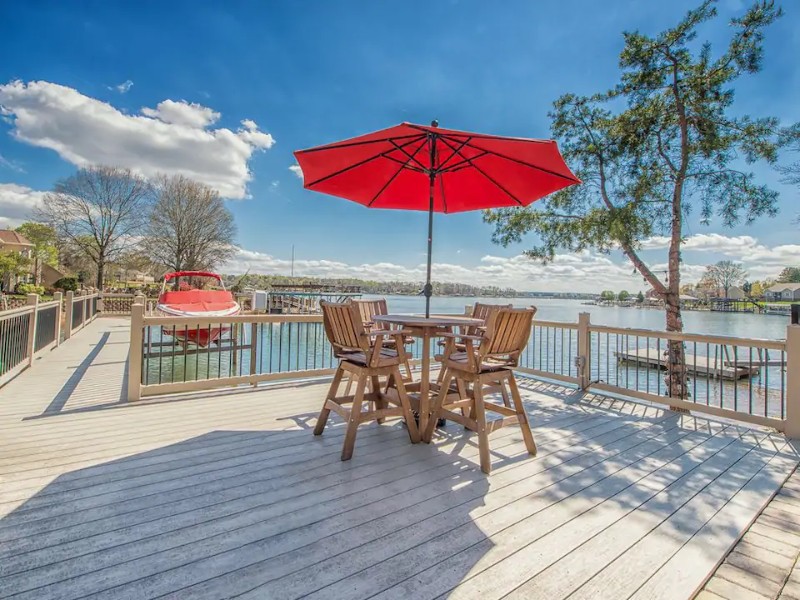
top-left (373, 314), bottom-right (483, 328)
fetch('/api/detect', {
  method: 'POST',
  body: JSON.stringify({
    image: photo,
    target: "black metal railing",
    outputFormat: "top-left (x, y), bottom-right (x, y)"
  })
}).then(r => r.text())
top-left (519, 321), bottom-right (580, 381)
top-left (34, 304), bottom-right (58, 352)
top-left (588, 327), bottom-right (787, 421)
top-left (0, 310), bottom-right (31, 379)
top-left (141, 320), bottom-right (338, 385)
top-left (133, 311), bottom-right (792, 428)
top-left (71, 298), bottom-right (83, 330)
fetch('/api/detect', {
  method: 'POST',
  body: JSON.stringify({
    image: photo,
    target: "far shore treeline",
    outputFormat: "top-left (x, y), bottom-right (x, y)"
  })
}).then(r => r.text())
top-left (220, 274), bottom-right (595, 299)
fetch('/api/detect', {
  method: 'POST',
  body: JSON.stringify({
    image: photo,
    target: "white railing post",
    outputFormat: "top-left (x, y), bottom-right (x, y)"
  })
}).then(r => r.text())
top-left (134, 293), bottom-right (146, 316)
top-left (81, 291), bottom-right (88, 329)
top-left (785, 325), bottom-right (800, 438)
top-left (53, 291), bottom-right (62, 347)
top-left (64, 291), bottom-right (74, 340)
top-left (128, 301), bottom-right (145, 401)
top-left (26, 293), bottom-right (38, 365)
top-left (97, 291), bottom-right (104, 315)
top-left (577, 312), bottom-right (591, 390)
top-left (250, 322), bottom-right (258, 386)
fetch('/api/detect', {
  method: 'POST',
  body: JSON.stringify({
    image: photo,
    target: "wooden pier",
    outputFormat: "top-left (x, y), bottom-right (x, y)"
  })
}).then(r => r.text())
top-left (615, 348), bottom-right (760, 380)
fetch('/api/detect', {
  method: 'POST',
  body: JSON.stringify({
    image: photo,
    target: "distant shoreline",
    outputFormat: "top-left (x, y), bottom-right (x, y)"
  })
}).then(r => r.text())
top-left (373, 292), bottom-right (597, 300)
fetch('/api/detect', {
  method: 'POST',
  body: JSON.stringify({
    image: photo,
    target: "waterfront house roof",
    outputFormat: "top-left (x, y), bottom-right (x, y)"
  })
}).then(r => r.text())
top-left (766, 283), bottom-right (800, 292)
top-left (0, 230), bottom-right (33, 247)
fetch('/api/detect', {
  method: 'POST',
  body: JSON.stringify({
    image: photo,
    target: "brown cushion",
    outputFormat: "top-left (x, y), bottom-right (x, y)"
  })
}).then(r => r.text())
top-left (446, 352), bottom-right (511, 372)
top-left (341, 348), bottom-right (400, 367)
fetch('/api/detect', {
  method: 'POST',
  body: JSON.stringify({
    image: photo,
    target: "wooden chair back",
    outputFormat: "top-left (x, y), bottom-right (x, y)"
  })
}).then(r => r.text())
top-left (480, 307), bottom-right (535, 367)
top-left (351, 299), bottom-right (390, 330)
top-left (469, 302), bottom-right (512, 335)
top-left (321, 301), bottom-right (368, 355)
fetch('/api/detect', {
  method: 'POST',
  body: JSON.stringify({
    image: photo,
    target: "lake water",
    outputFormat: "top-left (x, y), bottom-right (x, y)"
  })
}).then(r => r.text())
top-left (372, 295), bottom-right (791, 341)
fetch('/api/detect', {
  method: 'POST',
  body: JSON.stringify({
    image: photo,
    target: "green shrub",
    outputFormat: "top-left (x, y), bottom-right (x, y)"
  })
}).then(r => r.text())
top-left (17, 283), bottom-right (45, 296)
top-left (53, 277), bottom-right (79, 292)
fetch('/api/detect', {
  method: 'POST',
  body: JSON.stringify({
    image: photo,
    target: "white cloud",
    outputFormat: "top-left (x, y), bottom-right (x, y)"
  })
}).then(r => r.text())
top-left (141, 99), bottom-right (219, 128)
top-left (642, 233), bottom-right (800, 270)
top-left (111, 80), bottom-right (133, 94)
top-left (223, 232), bottom-right (800, 292)
top-left (0, 80), bottom-right (276, 199)
top-left (0, 183), bottom-right (45, 228)
top-left (641, 233), bottom-right (762, 255)
top-left (222, 247), bottom-right (647, 293)
top-left (289, 164), bottom-right (303, 180)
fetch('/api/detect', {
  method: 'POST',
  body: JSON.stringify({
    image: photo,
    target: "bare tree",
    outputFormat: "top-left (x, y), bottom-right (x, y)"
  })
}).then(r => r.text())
top-left (143, 175), bottom-right (236, 275)
top-left (37, 166), bottom-right (153, 287)
top-left (703, 260), bottom-right (748, 298)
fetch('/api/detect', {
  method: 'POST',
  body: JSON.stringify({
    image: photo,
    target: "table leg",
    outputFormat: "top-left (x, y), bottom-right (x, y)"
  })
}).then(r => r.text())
top-left (419, 331), bottom-right (431, 437)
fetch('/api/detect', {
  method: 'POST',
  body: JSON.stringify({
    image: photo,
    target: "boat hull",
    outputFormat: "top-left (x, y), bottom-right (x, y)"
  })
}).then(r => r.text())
top-left (156, 302), bottom-right (241, 348)
top-left (161, 324), bottom-right (231, 347)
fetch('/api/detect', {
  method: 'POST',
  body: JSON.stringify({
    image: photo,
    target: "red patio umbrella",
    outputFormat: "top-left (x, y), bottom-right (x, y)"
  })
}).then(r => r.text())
top-left (293, 121), bottom-right (580, 317)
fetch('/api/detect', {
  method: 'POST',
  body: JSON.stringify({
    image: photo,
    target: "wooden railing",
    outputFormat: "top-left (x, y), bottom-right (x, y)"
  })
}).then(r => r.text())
top-left (0, 289), bottom-right (109, 387)
top-left (128, 304), bottom-right (336, 400)
top-left (126, 303), bottom-right (800, 434)
top-left (513, 313), bottom-right (797, 431)
top-left (63, 290), bottom-right (100, 340)
top-left (0, 293), bottom-right (63, 387)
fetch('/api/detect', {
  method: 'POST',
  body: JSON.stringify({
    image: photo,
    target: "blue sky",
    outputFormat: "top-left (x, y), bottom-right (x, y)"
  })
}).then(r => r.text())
top-left (0, 0), bottom-right (798, 292)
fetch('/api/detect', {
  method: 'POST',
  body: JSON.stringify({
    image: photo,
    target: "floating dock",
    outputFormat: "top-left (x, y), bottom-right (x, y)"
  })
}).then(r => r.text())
top-left (615, 348), bottom-right (760, 380)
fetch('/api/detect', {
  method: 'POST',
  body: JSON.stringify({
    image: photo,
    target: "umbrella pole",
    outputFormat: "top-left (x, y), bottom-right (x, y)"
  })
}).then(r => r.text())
top-left (424, 125), bottom-right (438, 319)
top-left (424, 181), bottom-right (434, 318)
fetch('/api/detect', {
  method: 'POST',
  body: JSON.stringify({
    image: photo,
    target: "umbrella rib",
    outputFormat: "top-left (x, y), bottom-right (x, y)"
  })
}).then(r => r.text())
top-left (384, 155), bottom-right (427, 173)
top-left (471, 163), bottom-right (525, 206)
top-left (296, 133), bottom-right (425, 154)
top-left (368, 140), bottom-right (429, 207)
top-left (435, 137), bottom-right (472, 172)
top-left (439, 173), bottom-right (448, 213)
top-left (459, 138), bottom-right (580, 183)
top-left (389, 139), bottom-right (430, 172)
top-left (303, 135), bottom-right (427, 188)
top-left (437, 137), bottom-right (524, 206)
top-left (438, 150), bottom-right (490, 173)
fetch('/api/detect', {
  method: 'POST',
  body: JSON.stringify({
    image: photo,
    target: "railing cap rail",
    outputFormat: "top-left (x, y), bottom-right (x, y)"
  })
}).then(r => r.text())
top-left (588, 323), bottom-right (786, 350)
top-left (0, 304), bottom-right (35, 319)
top-left (143, 313), bottom-right (324, 326)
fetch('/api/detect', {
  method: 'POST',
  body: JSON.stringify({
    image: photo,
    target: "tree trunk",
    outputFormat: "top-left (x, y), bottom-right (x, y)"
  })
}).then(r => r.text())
top-left (664, 289), bottom-right (688, 401)
top-left (96, 259), bottom-right (104, 290)
top-left (666, 184), bottom-right (688, 403)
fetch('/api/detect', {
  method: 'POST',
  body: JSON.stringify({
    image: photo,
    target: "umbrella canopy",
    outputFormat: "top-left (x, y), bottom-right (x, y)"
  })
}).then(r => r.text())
top-left (294, 121), bottom-right (580, 315)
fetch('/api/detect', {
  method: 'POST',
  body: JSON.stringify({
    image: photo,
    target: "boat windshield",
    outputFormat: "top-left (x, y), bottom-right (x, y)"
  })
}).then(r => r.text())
top-left (161, 273), bottom-right (226, 293)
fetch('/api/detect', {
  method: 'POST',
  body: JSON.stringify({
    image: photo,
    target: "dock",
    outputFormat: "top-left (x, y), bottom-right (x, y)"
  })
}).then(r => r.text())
top-left (615, 347), bottom-right (761, 380)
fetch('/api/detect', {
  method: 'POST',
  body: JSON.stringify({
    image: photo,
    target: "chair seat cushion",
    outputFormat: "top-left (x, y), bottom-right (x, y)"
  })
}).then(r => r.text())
top-left (341, 348), bottom-right (400, 366)
top-left (446, 352), bottom-right (511, 372)
top-left (380, 336), bottom-right (415, 348)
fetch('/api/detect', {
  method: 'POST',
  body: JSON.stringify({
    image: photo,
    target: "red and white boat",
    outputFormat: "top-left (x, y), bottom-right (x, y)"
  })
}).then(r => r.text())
top-left (156, 271), bottom-right (241, 347)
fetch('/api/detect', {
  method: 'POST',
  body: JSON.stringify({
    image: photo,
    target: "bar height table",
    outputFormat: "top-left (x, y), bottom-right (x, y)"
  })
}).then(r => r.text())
top-left (372, 314), bottom-right (484, 436)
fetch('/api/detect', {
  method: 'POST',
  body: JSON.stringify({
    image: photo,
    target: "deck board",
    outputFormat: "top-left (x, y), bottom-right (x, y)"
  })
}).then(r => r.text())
top-left (0, 317), bottom-right (796, 600)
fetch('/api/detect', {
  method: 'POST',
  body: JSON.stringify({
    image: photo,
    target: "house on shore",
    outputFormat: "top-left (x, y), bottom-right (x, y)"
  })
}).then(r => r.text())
top-left (0, 229), bottom-right (34, 291)
top-left (0, 229), bottom-right (67, 291)
top-left (765, 283), bottom-right (800, 302)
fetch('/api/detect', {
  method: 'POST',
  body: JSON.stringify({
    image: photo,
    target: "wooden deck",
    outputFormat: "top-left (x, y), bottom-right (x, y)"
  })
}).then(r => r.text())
top-left (615, 347), bottom-right (761, 380)
top-left (0, 317), bottom-right (798, 600)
